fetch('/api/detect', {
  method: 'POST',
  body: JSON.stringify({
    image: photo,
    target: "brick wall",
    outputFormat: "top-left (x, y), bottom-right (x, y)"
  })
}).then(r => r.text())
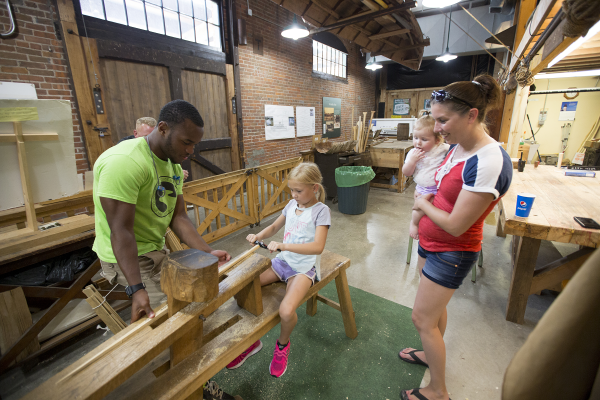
top-left (0, 0), bottom-right (90, 173)
top-left (236, 0), bottom-right (377, 167)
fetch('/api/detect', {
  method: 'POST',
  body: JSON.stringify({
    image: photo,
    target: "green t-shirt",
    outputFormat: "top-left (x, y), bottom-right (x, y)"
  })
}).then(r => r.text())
top-left (92, 137), bottom-right (184, 263)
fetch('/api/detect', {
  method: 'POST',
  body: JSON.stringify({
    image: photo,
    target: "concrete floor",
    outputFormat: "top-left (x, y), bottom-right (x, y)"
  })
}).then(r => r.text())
top-left (0, 186), bottom-right (576, 400)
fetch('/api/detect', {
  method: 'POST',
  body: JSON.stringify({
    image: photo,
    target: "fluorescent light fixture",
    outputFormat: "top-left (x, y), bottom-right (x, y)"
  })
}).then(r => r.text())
top-left (535, 69), bottom-right (600, 79)
top-left (422, 0), bottom-right (461, 8)
top-left (366, 56), bottom-right (382, 70)
top-left (436, 51), bottom-right (457, 62)
top-left (548, 20), bottom-right (600, 67)
top-left (281, 15), bottom-right (309, 40)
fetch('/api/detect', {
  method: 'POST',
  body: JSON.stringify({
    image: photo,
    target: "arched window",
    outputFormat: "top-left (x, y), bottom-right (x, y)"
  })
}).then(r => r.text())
top-left (312, 32), bottom-right (347, 79)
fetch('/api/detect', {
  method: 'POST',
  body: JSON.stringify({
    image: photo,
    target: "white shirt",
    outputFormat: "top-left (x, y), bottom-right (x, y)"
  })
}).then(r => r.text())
top-left (408, 143), bottom-right (450, 187)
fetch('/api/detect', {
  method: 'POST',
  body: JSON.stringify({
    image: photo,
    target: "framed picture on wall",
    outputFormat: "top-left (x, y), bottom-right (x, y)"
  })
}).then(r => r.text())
top-left (392, 98), bottom-right (410, 118)
top-left (322, 97), bottom-right (341, 138)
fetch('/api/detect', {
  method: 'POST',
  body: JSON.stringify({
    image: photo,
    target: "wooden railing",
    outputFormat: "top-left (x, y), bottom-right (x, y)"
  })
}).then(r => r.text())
top-left (183, 157), bottom-right (302, 244)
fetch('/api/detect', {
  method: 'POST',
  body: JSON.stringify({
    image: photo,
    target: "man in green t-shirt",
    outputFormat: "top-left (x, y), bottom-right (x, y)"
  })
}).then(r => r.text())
top-left (93, 100), bottom-right (231, 323)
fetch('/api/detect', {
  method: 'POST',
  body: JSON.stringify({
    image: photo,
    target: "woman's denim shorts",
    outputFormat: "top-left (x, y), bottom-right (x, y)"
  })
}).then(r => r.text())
top-left (418, 245), bottom-right (480, 289)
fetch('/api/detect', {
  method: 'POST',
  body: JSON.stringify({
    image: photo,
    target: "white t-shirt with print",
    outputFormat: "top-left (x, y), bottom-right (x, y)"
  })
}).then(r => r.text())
top-left (407, 142), bottom-right (450, 188)
top-left (276, 199), bottom-right (331, 276)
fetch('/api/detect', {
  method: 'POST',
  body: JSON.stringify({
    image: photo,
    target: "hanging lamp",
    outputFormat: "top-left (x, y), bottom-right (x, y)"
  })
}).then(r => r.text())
top-left (436, 6), bottom-right (457, 62)
top-left (366, 56), bottom-right (382, 70)
top-left (281, 15), bottom-right (309, 40)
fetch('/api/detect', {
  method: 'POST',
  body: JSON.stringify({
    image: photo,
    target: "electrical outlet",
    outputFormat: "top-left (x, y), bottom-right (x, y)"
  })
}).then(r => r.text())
top-left (538, 109), bottom-right (547, 126)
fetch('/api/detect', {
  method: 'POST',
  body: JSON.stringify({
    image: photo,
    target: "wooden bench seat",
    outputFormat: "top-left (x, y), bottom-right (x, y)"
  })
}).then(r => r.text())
top-left (22, 250), bottom-right (356, 400)
top-left (125, 250), bottom-right (356, 399)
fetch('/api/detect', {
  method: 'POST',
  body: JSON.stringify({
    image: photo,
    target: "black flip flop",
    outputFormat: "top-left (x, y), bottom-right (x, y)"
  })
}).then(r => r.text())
top-left (401, 388), bottom-right (452, 400)
top-left (398, 349), bottom-right (429, 368)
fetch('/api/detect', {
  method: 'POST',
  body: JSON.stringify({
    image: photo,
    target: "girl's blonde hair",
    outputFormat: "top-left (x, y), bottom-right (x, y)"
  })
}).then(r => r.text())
top-left (288, 162), bottom-right (327, 203)
top-left (415, 109), bottom-right (443, 143)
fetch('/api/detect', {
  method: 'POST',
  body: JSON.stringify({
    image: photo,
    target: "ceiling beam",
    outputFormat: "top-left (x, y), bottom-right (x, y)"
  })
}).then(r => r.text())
top-left (367, 38), bottom-right (431, 57)
top-left (311, 0), bottom-right (341, 19)
top-left (308, 1), bottom-right (416, 34)
top-left (369, 28), bottom-right (409, 40)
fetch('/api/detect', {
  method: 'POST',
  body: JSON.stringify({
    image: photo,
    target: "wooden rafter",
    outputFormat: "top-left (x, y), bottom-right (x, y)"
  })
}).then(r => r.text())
top-left (308, 1), bottom-right (416, 34)
top-left (369, 28), bottom-right (409, 41)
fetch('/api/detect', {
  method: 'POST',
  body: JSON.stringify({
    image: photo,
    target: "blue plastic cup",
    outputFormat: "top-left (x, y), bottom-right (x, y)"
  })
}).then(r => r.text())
top-left (515, 193), bottom-right (536, 217)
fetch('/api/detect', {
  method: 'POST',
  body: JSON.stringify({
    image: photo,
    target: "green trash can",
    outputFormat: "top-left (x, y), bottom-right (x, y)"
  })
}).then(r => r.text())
top-left (335, 166), bottom-right (375, 215)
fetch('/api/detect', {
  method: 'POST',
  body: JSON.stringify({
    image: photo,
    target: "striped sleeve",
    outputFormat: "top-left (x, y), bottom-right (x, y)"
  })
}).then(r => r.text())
top-left (462, 144), bottom-right (513, 199)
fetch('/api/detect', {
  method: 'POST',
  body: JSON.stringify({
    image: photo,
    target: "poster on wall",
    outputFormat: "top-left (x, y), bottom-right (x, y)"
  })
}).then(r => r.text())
top-left (265, 105), bottom-right (295, 140)
top-left (559, 101), bottom-right (577, 121)
top-left (423, 99), bottom-right (431, 111)
top-left (322, 97), bottom-right (341, 138)
top-left (392, 98), bottom-right (410, 118)
top-left (296, 106), bottom-right (315, 137)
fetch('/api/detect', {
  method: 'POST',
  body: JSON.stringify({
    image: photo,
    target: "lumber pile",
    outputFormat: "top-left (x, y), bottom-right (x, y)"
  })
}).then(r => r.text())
top-left (354, 111), bottom-right (376, 153)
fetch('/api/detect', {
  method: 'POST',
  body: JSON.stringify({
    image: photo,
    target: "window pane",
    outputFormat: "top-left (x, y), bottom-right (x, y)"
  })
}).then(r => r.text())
top-left (342, 66), bottom-right (346, 78)
top-left (313, 55), bottom-right (317, 71)
top-left (181, 14), bottom-right (195, 41)
top-left (207, 22), bottom-right (221, 48)
top-left (163, 0), bottom-right (177, 11)
top-left (342, 53), bottom-right (346, 66)
top-left (146, 3), bottom-right (165, 34)
top-left (125, 0), bottom-right (146, 29)
top-left (206, 0), bottom-right (219, 25)
top-left (146, 0), bottom-right (160, 5)
top-left (317, 43), bottom-right (322, 58)
top-left (195, 19), bottom-right (208, 45)
top-left (313, 41), bottom-right (317, 56)
top-left (192, 0), bottom-right (206, 19)
top-left (164, 9), bottom-right (180, 37)
top-left (179, 0), bottom-right (193, 16)
top-left (105, 0), bottom-right (127, 25)
top-left (318, 57), bottom-right (322, 72)
top-left (80, 0), bottom-right (105, 19)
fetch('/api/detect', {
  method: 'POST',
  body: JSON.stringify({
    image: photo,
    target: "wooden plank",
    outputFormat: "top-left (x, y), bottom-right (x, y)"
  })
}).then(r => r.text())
top-left (368, 28), bottom-right (410, 41)
top-left (56, 0), bottom-right (105, 165)
top-left (233, 275), bottom-right (263, 316)
top-left (14, 122), bottom-right (38, 231)
top-left (83, 286), bottom-right (127, 334)
top-left (0, 285), bottom-right (128, 301)
top-left (0, 287), bottom-right (40, 366)
top-left (0, 216), bottom-right (95, 257)
top-left (316, 294), bottom-right (341, 312)
top-left (529, 247), bottom-right (594, 294)
top-left (0, 133), bottom-right (59, 142)
top-left (184, 195), bottom-right (254, 224)
top-left (225, 65), bottom-right (241, 171)
top-left (334, 268), bottom-right (358, 339)
top-left (506, 236), bottom-right (541, 324)
top-left (0, 259), bottom-right (101, 373)
top-left (21, 254), bottom-right (272, 400)
top-left (0, 193), bottom-right (93, 228)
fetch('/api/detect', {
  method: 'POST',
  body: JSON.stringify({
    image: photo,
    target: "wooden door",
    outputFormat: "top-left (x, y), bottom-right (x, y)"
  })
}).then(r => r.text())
top-left (181, 70), bottom-right (233, 180)
top-left (99, 60), bottom-right (171, 144)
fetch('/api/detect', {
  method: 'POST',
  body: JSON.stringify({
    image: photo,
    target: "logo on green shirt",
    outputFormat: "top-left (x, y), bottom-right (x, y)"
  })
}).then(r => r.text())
top-left (152, 176), bottom-right (180, 217)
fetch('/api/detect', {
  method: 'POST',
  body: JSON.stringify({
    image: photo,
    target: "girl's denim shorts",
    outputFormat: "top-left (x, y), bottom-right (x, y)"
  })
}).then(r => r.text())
top-left (418, 245), bottom-right (480, 289)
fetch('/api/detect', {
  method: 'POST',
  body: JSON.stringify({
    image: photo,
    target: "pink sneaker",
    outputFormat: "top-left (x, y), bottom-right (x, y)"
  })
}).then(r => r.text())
top-left (269, 340), bottom-right (290, 378)
top-left (226, 340), bottom-right (263, 370)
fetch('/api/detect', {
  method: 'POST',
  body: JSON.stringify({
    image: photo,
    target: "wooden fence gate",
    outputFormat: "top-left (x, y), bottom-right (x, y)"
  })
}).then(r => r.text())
top-left (183, 157), bottom-right (301, 244)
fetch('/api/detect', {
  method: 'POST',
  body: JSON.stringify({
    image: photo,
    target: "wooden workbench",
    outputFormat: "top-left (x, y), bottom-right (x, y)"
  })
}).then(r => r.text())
top-left (497, 165), bottom-right (600, 324)
top-left (369, 140), bottom-right (414, 193)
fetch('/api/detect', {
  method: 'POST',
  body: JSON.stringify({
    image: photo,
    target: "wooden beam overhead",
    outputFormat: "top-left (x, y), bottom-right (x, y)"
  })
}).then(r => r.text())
top-left (311, 0), bottom-right (341, 19)
top-left (369, 28), bottom-right (409, 40)
top-left (368, 38), bottom-right (430, 56)
top-left (308, 1), bottom-right (416, 34)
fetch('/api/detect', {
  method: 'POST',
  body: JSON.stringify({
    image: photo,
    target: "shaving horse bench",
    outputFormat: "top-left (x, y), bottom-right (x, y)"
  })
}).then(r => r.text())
top-left (22, 247), bottom-right (357, 400)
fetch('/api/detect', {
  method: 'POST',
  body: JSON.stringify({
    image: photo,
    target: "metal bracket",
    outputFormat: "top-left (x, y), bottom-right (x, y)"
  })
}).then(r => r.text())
top-left (93, 86), bottom-right (105, 114)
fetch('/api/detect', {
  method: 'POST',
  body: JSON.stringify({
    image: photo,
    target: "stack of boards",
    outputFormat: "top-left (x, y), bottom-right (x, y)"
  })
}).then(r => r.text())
top-left (353, 111), bottom-right (375, 153)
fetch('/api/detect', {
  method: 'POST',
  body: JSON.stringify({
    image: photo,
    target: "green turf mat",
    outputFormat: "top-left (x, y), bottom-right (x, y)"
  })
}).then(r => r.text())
top-left (212, 283), bottom-right (425, 399)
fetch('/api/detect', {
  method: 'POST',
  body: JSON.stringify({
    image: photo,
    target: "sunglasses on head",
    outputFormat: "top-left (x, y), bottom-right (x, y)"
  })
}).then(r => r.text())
top-left (431, 90), bottom-right (475, 109)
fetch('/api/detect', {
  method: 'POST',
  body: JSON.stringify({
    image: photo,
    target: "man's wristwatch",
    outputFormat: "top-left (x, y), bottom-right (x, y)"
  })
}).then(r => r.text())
top-left (125, 282), bottom-right (146, 298)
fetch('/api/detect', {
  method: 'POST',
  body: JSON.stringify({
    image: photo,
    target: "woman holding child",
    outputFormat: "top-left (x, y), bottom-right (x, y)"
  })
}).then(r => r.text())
top-left (399, 75), bottom-right (513, 400)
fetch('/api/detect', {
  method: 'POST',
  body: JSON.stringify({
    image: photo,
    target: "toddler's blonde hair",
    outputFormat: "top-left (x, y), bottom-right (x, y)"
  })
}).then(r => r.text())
top-left (288, 162), bottom-right (326, 203)
top-left (415, 109), bottom-right (443, 143)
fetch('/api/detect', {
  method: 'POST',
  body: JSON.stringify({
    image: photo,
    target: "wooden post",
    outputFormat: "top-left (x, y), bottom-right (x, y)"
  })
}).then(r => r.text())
top-left (334, 269), bottom-right (358, 339)
top-left (306, 294), bottom-right (318, 316)
top-left (233, 275), bottom-right (263, 316)
top-left (225, 65), bottom-right (241, 171)
top-left (506, 236), bottom-right (541, 324)
top-left (14, 122), bottom-right (37, 231)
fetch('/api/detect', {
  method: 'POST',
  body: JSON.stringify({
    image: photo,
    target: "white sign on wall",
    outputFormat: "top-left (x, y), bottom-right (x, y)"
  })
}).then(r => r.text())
top-left (265, 105), bottom-right (295, 140)
top-left (296, 106), bottom-right (315, 137)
